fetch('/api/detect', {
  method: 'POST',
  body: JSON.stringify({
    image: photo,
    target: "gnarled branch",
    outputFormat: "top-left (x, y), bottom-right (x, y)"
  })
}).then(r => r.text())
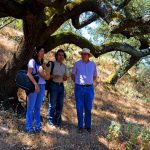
top-left (72, 14), bottom-right (99, 29)
top-left (111, 17), bottom-right (150, 35)
top-left (0, 0), bottom-right (24, 19)
top-left (38, 0), bottom-right (112, 44)
top-left (106, 56), bottom-right (140, 84)
top-left (44, 32), bottom-right (150, 84)
top-left (44, 32), bottom-right (150, 58)
top-left (116, 0), bottom-right (131, 11)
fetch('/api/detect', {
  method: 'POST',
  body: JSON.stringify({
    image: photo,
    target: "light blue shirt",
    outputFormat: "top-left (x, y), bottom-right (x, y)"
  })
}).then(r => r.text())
top-left (28, 59), bottom-right (46, 84)
top-left (72, 60), bottom-right (97, 85)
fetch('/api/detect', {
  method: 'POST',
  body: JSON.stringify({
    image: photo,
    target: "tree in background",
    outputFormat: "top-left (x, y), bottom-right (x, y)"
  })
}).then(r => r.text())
top-left (0, 0), bottom-right (150, 111)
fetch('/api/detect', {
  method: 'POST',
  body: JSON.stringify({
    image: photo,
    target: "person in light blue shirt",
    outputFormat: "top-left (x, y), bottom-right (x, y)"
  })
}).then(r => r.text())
top-left (71, 48), bottom-right (97, 133)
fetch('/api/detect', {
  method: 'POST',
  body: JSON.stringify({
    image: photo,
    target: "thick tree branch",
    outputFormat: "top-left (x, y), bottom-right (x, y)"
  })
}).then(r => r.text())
top-left (0, 0), bottom-right (24, 19)
top-left (72, 14), bottom-right (99, 29)
top-left (44, 32), bottom-right (150, 85)
top-left (44, 32), bottom-right (96, 53)
top-left (38, 0), bottom-right (112, 44)
top-left (111, 17), bottom-right (150, 35)
top-left (139, 38), bottom-right (150, 50)
top-left (116, 0), bottom-right (131, 11)
top-left (98, 43), bottom-right (150, 58)
top-left (44, 32), bottom-right (150, 58)
top-left (116, 27), bottom-right (150, 38)
top-left (106, 37), bottom-right (150, 84)
top-left (106, 56), bottom-right (140, 84)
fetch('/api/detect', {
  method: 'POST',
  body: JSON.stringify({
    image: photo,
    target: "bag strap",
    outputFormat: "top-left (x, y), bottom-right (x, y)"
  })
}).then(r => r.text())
top-left (32, 60), bottom-right (38, 75)
top-left (35, 62), bottom-right (38, 74)
top-left (47, 61), bottom-right (54, 75)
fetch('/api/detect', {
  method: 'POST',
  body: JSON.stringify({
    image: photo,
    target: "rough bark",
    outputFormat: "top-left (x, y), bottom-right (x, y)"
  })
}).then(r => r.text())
top-left (111, 17), bottom-right (150, 36)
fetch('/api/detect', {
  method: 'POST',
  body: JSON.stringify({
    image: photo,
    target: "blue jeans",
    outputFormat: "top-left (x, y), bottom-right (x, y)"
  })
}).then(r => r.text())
top-left (26, 84), bottom-right (45, 131)
top-left (48, 82), bottom-right (64, 125)
top-left (75, 84), bottom-right (94, 129)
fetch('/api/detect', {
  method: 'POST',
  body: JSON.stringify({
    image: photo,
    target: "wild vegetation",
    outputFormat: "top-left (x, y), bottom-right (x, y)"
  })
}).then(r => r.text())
top-left (0, 26), bottom-right (150, 149)
top-left (0, 0), bottom-right (150, 149)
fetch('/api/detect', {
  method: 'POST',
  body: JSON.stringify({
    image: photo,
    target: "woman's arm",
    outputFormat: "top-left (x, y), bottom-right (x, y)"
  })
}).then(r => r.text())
top-left (27, 68), bottom-right (40, 93)
top-left (38, 64), bottom-right (50, 80)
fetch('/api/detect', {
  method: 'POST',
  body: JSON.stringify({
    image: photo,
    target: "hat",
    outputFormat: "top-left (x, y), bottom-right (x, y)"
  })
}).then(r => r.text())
top-left (79, 48), bottom-right (93, 57)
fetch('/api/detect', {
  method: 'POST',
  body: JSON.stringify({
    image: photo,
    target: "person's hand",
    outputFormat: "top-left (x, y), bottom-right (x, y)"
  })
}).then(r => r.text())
top-left (35, 83), bottom-right (40, 93)
top-left (63, 75), bottom-right (68, 81)
top-left (39, 64), bottom-right (50, 80)
top-left (42, 63), bottom-right (49, 72)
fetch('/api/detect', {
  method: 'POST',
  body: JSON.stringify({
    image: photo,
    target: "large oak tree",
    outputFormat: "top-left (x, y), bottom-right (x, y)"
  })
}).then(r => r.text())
top-left (0, 0), bottom-right (150, 111)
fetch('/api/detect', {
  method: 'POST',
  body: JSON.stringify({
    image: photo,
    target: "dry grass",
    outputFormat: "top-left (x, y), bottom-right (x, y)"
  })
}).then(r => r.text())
top-left (0, 27), bottom-right (23, 37)
top-left (0, 78), bottom-right (150, 150)
top-left (0, 27), bottom-right (22, 69)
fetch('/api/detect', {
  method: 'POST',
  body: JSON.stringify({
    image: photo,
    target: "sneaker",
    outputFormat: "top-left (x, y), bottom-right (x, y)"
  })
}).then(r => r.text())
top-left (35, 128), bottom-right (42, 133)
top-left (77, 128), bottom-right (84, 133)
top-left (24, 129), bottom-right (35, 134)
top-left (86, 128), bottom-right (91, 133)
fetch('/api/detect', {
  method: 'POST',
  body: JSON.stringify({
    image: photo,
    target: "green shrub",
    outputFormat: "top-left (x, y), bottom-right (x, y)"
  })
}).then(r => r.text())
top-left (106, 122), bottom-right (150, 150)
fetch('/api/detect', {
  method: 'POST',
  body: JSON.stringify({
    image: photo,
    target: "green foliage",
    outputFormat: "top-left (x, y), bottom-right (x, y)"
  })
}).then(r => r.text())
top-left (107, 122), bottom-right (150, 150)
top-left (0, 17), bottom-right (15, 28)
top-left (0, 17), bottom-right (22, 30)
top-left (140, 128), bottom-right (150, 149)
top-left (107, 121), bottom-right (122, 141)
top-left (126, 0), bottom-right (150, 17)
top-left (44, 7), bottom-right (56, 26)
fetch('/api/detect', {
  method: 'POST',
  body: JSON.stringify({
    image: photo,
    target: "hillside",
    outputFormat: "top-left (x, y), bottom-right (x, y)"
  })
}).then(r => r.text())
top-left (0, 27), bottom-right (150, 150)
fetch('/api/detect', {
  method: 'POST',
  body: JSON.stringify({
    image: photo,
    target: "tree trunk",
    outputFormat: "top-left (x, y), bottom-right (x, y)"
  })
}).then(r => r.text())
top-left (0, 13), bottom-right (44, 112)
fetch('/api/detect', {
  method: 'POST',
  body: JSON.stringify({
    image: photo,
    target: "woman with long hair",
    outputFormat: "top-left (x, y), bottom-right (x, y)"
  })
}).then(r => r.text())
top-left (26, 46), bottom-right (50, 133)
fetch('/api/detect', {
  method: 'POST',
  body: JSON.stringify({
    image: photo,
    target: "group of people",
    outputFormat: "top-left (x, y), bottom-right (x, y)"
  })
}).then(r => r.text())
top-left (25, 46), bottom-right (97, 134)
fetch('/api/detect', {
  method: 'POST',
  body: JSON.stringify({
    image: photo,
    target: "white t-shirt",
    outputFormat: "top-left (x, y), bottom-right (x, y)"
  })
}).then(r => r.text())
top-left (28, 58), bottom-right (46, 84)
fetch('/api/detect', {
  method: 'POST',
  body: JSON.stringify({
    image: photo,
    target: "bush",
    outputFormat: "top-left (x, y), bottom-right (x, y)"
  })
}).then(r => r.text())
top-left (106, 121), bottom-right (150, 150)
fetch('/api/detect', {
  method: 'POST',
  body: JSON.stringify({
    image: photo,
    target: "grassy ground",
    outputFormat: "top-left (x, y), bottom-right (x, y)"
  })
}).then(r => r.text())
top-left (0, 78), bottom-right (150, 150)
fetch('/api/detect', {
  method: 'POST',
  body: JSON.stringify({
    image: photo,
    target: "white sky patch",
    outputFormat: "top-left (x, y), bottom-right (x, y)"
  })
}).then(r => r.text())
top-left (79, 22), bottom-right (105, 44)
top-left (80, 22), bottom-right (99, 39)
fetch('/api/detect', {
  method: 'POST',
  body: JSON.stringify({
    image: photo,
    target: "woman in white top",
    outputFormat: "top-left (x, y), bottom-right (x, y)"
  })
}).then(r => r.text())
top-left (26, 46), bottom-right (50, 133)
